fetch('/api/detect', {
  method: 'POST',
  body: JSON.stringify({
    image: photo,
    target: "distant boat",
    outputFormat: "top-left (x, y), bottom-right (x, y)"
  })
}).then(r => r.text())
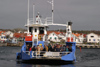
top-left (16, 0), bottom-right (76, 64)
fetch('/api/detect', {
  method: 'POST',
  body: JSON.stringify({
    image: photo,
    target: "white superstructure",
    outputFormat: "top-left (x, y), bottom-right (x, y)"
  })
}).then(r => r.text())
top-left (25, 0), bottom-right (74, 46)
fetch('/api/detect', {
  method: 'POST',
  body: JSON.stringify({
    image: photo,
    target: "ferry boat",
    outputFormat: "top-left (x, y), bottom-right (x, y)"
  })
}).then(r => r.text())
top-left (16, 0), bottom-right (76, 64)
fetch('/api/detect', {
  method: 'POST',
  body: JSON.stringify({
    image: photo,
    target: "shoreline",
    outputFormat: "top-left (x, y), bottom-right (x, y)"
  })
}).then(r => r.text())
top-left (0, 43), bottom-right (23, 47)
top-left (0, 43), bottom-right (100, 49)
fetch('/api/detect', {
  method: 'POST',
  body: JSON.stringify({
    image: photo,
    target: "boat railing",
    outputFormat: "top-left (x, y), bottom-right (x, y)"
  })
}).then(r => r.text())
top-left (23, 51), bottom-right (70, 58)
top-left (25, 17), bottom-right (53, 26)
top-left (28, 18), bottom-right (49, 25)
top-left (45, 17), bottom-right (52, 24)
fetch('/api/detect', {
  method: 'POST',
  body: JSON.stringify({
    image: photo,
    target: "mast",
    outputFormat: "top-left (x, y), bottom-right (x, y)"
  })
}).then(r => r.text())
top-left (52, 0), bottom-right (54, 24)
top-left (33, 4), bottom-right (35, 24)
top-left (48, 0), bottom-right (54, 24)
top-left (27, 0), bottom-right (30, 35)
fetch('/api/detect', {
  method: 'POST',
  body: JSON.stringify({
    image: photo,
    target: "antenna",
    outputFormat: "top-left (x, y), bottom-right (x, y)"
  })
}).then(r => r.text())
top-left (27, 0), bottom-right (29, 25)
top-left (52, 0), bottom-right (54, 24)
top-left (48, 0), bottom-right (54, 24)
top-left (33, 4), bottom-right (35, 24)
top-left (27, 0), bottom-right (29, 35)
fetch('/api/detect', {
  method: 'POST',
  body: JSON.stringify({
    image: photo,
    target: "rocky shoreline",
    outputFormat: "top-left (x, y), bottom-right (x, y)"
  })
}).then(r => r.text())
top-left (0, 43), bottom-right (100, 49)
top-left (0, 42), bottom-right (23, 47)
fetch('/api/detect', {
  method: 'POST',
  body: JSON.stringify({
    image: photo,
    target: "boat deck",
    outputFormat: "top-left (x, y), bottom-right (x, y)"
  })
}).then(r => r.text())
top-left (24, 51), bottom-right (71, 59)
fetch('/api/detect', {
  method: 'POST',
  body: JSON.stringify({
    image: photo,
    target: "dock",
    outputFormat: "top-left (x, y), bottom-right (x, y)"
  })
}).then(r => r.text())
top-left (76, 44), bottom-right (100, 48)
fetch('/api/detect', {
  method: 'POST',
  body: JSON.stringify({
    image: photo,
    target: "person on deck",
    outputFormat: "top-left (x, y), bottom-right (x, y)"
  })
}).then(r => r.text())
top-left (55, 45), bottom-right (61, 52)
top-left (60, 45), bottom-right (64, 52)
top-left (26, 44), bottom-right (29, 51)
top-left (29, 47), bottom-right (32, 51)
top-left (32, 46), bottom-right (36, 51)
top-left (40, 45), bottom-right (43, 51)
top-left (66, 45), bottom-right (69, 52)
top-left (51, 45), bottom-right (55, 51)
top-left (48, 44), bottom-right (52, 51)
top-left (44, 45), bottom-right (48, 51)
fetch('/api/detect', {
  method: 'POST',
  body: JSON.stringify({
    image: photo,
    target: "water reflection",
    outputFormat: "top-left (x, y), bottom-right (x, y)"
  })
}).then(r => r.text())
top-left (16, 63), bottom-right (75, 67)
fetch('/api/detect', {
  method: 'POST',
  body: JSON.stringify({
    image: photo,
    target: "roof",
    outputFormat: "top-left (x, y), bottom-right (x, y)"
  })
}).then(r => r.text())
top-left (73, 33), bottom-right (80, 37)
top-left (72, 33), bottom-right (87, 38)
top-left (14, 33), bottom-right (27, 38)
top-left (83, 34), bottom-right (87, 37)
top-left (47, 31), bottom-right (63, 35)
top-left (0, 31), bottom-right (6, 36)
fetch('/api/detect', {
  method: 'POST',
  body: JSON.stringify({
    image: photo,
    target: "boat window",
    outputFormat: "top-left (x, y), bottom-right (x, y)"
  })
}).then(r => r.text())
top-left (29, 27), bottom-right (33, 34)
top-left (35, 28), bottom-right (37, 32)
top-left (39, 27), bottom-right (44, 34)
top-left (68, 29), bottom-right (69, 31)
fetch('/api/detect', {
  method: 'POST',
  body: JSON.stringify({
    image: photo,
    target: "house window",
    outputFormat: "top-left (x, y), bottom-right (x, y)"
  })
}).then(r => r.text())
top-left (55, 37), bottom-right (57, 40)
top-left (91, 36), bottom-right (94, 38)
top-left (50, 37), bottom-right (52, 39)
top-left (59, 38), bottom-right (62, 39)
top-left (1, 37), bottom-right (3, 39)
top-left (53, 34), bottom-right (54, 36)
top-left (89, 39), bottom-right (91, 41)
top-left (4, 37), bottom-right (6, 39)
top-left (93, 39), bottom-right (95, 41)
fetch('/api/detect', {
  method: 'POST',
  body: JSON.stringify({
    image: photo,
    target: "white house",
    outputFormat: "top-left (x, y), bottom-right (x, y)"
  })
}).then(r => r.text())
top-left (72, 33), bottom-right (85, 43)
top-left (48, 32), bottom-right (60, 42)
top-left (18, 31), bottom-right (23, 33)
top-left (5, 31), bottom-right (14, 38)
top-left (0, 34), bottom-right (7, 42)
top-left (87, 33), bottom-right (100, 43)
top-left (58, 33), bottom-right (66, 40)
top-left (24, 31), bottom-right (28, 34)
top-left (12, 38), bottom-right (17, 43)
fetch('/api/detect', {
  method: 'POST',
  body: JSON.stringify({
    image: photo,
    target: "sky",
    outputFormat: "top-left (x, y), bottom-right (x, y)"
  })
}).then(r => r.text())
top-left (0, 0), bottom-right (100, 30)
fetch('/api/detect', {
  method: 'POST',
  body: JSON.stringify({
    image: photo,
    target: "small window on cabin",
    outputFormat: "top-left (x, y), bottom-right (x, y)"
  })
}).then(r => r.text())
top-left (91, 36), bottom-right (94, 38)
top-left (68, 32), bottom-right (70, 34)
top-left (35, 28), bottom-right (37, 32)
top-left (68, 29), bottom-right (69, 31)
top-left (29, 27), bottom-right (33, 34)
top-left (39, 27), bottom-right (44, 34)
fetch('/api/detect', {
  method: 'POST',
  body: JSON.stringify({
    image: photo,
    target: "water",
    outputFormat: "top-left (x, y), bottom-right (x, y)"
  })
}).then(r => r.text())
top-left (0, 47), bottom-right (100, 67)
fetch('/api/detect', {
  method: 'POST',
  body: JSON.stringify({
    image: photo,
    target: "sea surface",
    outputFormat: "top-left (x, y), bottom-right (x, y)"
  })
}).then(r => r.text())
top-left (0, 47), bottom-right (100, 67)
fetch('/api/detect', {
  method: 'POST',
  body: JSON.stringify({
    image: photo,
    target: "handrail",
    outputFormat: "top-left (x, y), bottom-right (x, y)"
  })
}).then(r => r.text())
top-left (23, 51), bottom-right (71, 58)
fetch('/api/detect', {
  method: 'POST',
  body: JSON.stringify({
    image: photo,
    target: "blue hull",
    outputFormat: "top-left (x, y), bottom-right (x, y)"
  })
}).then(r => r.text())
top-left (16, 42), bottom-right (76, 63)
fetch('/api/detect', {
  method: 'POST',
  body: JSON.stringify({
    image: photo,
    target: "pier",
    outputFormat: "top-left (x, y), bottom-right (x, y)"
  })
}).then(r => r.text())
top-left (76, 44), bottom-right (100, 48)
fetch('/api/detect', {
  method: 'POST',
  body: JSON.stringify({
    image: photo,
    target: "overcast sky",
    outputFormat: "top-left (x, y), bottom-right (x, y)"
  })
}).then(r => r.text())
top-left (0, 0), bottom-right (100, 30)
